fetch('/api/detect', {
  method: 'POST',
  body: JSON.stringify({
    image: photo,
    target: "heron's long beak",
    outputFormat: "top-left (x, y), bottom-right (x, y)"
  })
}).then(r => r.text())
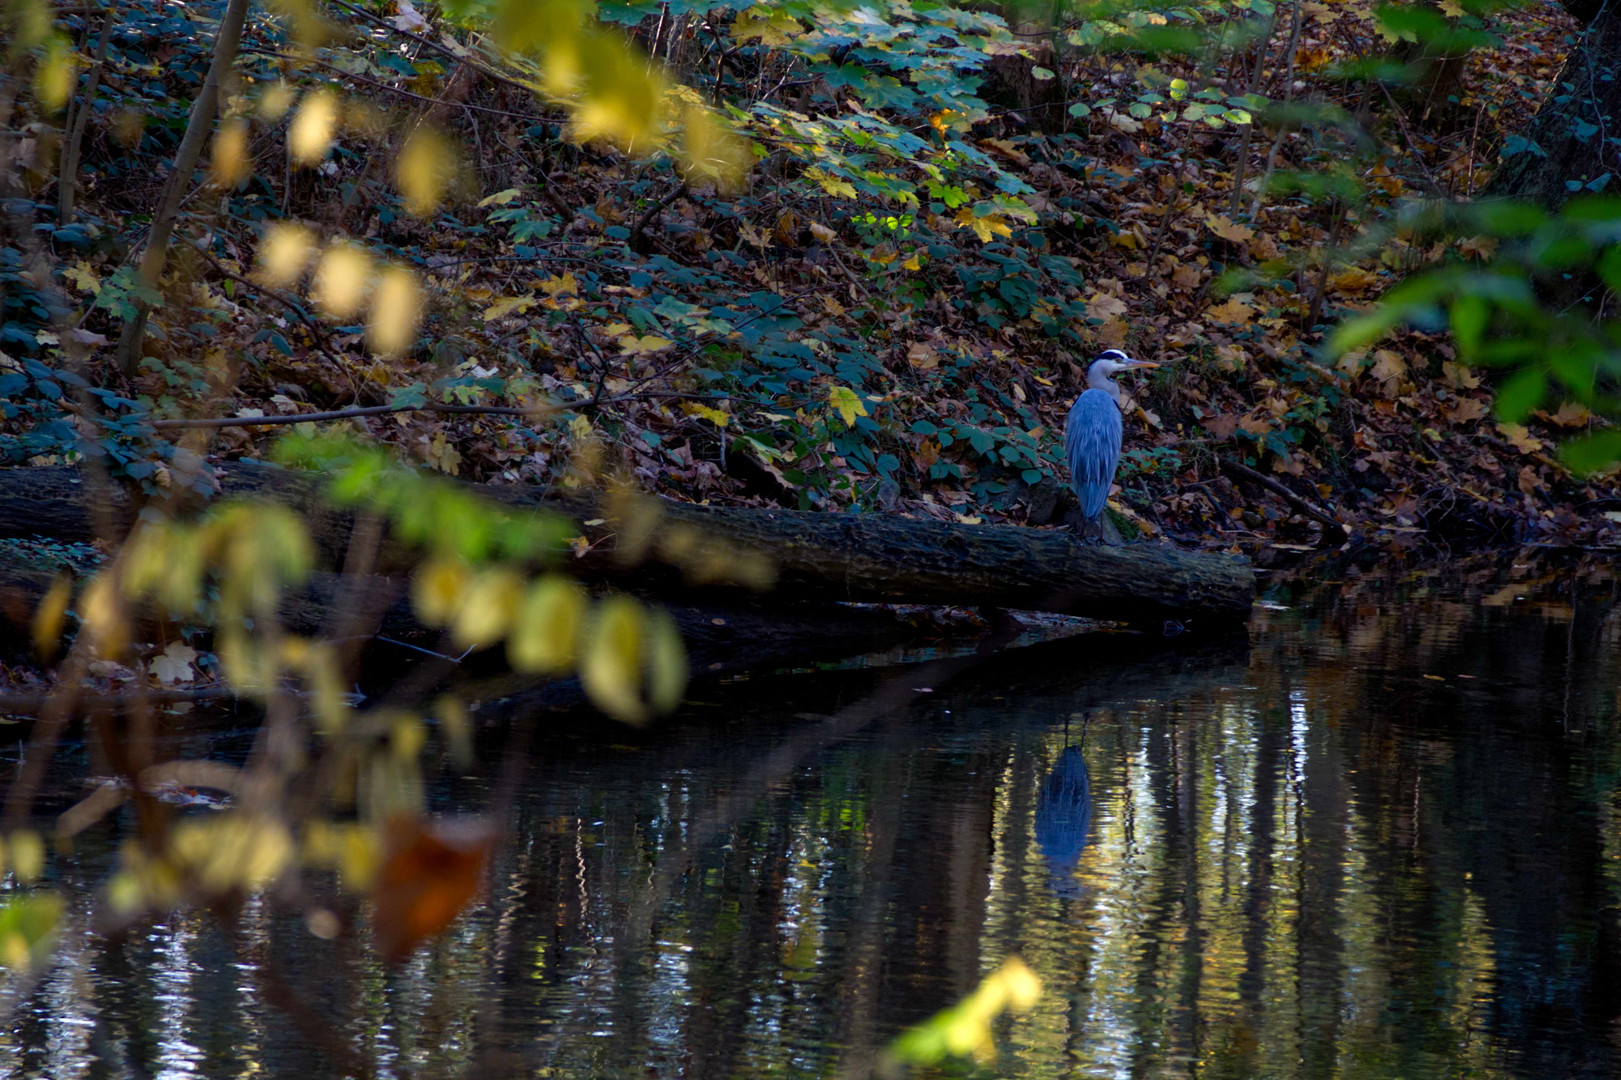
top-left (1128, 359), bottom-right (1160, 370)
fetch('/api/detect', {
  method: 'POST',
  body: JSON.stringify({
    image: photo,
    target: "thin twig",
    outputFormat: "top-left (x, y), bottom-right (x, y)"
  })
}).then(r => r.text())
top-left (142, 390), bottom-right (732, 430)
top-left (179, 235), bottom-right (337, 358)
top-left (628, 179), bottom-right (689, 254)
top-left (1218, 455), bottom-right (1349, 535)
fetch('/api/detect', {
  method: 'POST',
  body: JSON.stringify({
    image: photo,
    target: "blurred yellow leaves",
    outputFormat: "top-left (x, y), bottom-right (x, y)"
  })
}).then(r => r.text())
top-left (731, 5), bottom-right (802, 46)
top-left (681, 101), bottom-right (753, 191)
top-left (6, 831), bottom-right (45, 883)
top-left (369, 265), bottom-right (422, 357)
top-left (313, 242), bottom-right (372, 318)
top-left (211, 117), bottom-right (252, 187)
top-left (579, 596), bottom-right (685, 725)
top-left (32, 573), bottom-right (70, 661)
top-left (288, 86), bottom-right (339, 164)
top-left (256, 225), bottom-right (423, 356)
top-left (411, 554), bottom-right (682, 724)
top-left (396, 126), bottom-right (456, 217)
top-left (492, 0), bottom-right (749, 186)
top-left (108, 815), bottom-right (292, 916)
top-left (256, 223), bottom-right (317, 288)
top-left (509, 576), bottom-right (586, 673)
top-left (450, 567), bottom-right (523, 648)
top-left (34, 33), bottom-right (76, 113)
top-left (0, 891), bottom-right (61, 974)
top-left (881, 956), bottom-right (1042, 1073)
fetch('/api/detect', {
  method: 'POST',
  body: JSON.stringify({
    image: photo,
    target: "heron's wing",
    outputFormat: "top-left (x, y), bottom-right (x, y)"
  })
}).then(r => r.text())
top-left (1064, 390), bottom-right (1123, 521)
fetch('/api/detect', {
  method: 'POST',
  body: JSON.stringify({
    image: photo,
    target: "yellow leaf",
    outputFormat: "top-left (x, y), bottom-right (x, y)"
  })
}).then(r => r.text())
top-left (732, 5), bottom-right (801, 45)
top-left (828, 385), bottom-right (867, 426)
top-left (425, 431), bottom-right (462, 476)
top-left (809, 221), bottom-right (838, 243)
top-left (34, 35), bottom-right (75, 113)
top-left (643, 607), bottom-right (686, 714)
top-left (805, 168), bottom-right (858, 199)
top-left (32, 574), bottom-right (70, 661)
top-left (256, 223), bottom-right (316, 288)
top-left (539, 272), bottom-right (579, 299)
top-left (1206, 214), bottom-right (1255, 244)
top-left (368, 266), bottom-right (423, 358)
top-left (903, 250), bottom-right (924, 271)
top-left (396, 126), bottom-right (456, 217)
top-left (1206, 296), bottom-right (1255, 324)
top-left (580, 597), bottom-right (649, 724)
top-left (681, 101), bottom-right (751, 192)
top-left (955, 208), bottom-right (1012, 244)
top-left (64, 260), bottom-right (100, 295)
top-left (508, 576), bottom-right (586, 673)
top-left (1329, 266), bottom-right (1379, 293)
top-left (211, 117), bottom-right (252, 187)
top-left (477, 188), bottom-right (523, 208)
top-left (449, 569), bottom-right (520, 648)
top-left (413, 560), bottom-right (469, 627)
top-left (312, 243), bottom-right (373, 319)
top-left (8, 830), bottom-right (44, 883)
top-left (80, 573), bottom-right (125, 656)
top-left (1497, 423), bottom-right (1544, 454)
top-left (681, 401), bottom-right (730, 426)
top-left (258, 80), bottom-right (297, 122)
top-left (483, 295), bottom-right (536, 321)
top-left (618, 333), bottom-right (674, 356)
top-left (288, 87), bottom-right (339, 165)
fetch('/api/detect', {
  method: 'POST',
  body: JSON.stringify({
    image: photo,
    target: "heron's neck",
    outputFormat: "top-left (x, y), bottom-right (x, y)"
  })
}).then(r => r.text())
top-left (1087, 366), bottom-right (1122, 403)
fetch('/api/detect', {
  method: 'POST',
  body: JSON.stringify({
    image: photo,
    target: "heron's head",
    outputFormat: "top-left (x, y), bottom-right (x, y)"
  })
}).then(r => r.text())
top-left (1087, 349), bottom-right (1159, 384)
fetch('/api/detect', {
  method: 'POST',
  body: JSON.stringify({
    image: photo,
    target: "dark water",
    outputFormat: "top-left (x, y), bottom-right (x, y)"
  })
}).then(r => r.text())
top-left (5, 556), bottom-right (1621, 1078)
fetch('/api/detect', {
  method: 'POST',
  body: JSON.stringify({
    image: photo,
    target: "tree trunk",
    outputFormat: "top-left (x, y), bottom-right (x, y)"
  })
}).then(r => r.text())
top-left (0, 462), bottom-right (1254, 629)
top-left (1485, 4), bottom-right (1621, 205)
top-left (113, 0), bottom-right (251, 373)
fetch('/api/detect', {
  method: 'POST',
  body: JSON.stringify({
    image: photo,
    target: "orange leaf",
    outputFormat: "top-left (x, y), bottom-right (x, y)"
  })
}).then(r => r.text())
top-left (371, 816), bottom-right (495, 963)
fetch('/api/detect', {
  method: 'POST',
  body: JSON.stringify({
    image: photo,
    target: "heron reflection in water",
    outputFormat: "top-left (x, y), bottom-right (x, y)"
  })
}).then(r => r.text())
top-left (1036, 740), bottom-right (1093, 899)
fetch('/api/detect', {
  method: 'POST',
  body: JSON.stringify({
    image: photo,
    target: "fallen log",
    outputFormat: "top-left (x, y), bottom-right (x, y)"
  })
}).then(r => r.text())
top-left (0, 462), bottom-right (1253, 628)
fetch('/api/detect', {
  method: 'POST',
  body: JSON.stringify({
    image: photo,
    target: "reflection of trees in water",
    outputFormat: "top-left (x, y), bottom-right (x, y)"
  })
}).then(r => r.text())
top-left (8, 565), bottom-right (1621, 1079)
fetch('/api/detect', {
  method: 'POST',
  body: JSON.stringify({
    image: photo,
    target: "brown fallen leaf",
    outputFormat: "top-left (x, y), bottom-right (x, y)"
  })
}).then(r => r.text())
top-left (907, 342), bottom-right (940, 369)
top-left (1444, 398), bottom-right (1486, 424)
top-left (1205, 214), bottom-right (1255, 244)
top-left (1206, 296), bottom-right (1255, 324)
top-left (1497, 423), bottom-right (1544, 455)
top-left (371, 816), bottom-right (495, 963)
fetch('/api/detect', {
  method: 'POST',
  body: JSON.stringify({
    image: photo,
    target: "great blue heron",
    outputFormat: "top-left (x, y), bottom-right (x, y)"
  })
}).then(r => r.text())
top-left (1064, 349), bottom-right (1159, 536)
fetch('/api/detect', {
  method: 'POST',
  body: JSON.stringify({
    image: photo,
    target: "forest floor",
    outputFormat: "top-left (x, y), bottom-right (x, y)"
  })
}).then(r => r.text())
top-left (5, 0), bottom-right (1616, 568)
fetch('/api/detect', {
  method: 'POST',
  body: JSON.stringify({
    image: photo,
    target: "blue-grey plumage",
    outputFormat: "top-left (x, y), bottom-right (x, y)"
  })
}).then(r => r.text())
top-left (1064, 349), bottom-right (1158, 530)
top-left (1066, 390), bottom-right (1121, 522)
